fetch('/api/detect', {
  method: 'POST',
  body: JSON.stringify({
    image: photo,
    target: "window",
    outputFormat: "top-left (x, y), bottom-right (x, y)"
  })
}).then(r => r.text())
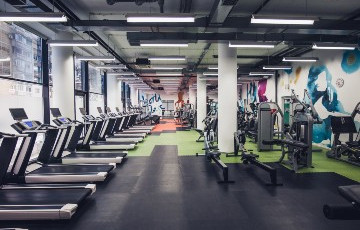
top-left (0, 22), bottom-right (42, 83)
top-left (0, 22), bottom-right (44, 133)
top-left (74, 56), bottom-right (85, 91)
top-left (88, 63), bottom-right (105, 116)
top-left (88, 63), bottom-right (103, 94)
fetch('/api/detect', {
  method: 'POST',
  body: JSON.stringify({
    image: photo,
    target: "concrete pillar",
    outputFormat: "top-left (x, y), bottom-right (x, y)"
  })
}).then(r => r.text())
top-left (218, 42), bottom-right (237, 153)
top-left (196, 74), bottom-right (207, 129)
top-left (52, 32), bottom-right (75, 119)
top-left (106, 75), bottom-right (121, 110)
top-left (130, 86), bottom-right (138, 106)
top-left (189, 88), bottom-right (196, 107)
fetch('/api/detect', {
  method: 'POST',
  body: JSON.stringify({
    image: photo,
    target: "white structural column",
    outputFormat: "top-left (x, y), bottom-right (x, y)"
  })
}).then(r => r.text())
top-left (130, 86), bottom-right (138, 106)
top-left (196, 73), bottom-right (207, 129)
top-left (189, 88), bottom-right (196, 107)
top-left (52, 32), bottom-right (75, 119)
top-left (106, 76), bottom-right (121, 110)
top-left (218, 42), bottom-right (237, 153)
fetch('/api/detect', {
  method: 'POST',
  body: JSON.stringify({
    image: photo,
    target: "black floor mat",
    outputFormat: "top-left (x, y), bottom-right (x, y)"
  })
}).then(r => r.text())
top-left (1, 146), bottom-right (360, 230)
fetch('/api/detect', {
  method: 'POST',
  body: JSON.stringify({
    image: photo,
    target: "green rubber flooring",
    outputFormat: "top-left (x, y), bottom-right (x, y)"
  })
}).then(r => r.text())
top-left (128, 130), bottom-right (360, 182)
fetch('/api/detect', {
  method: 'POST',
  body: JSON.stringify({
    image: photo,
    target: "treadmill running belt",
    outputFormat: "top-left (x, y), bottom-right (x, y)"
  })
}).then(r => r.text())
top-left (92, 141), bottom-right (136, 145)
top-left (67, 153), bottom-right (127, 158)
top-left (0, 188), bottom-right (91, 205)
top-left (31, 164), bottom-right (114, 174)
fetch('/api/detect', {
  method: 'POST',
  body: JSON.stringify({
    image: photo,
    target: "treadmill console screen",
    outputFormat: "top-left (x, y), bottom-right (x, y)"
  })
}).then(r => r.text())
top-left (59, 117), bottom-right (69, 124)
top-left (23, 121), bottom-right (33, 128)
top-left (9, 108), bottom-right (28, 121)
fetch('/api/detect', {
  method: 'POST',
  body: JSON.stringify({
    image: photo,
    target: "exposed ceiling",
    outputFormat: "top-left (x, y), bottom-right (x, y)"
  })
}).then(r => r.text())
top-left (5, 0), bottom-right (360, 91)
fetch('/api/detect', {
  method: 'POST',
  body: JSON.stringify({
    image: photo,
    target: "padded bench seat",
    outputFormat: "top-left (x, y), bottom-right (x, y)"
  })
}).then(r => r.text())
top-left (339, 185), bottom-right (360, 205)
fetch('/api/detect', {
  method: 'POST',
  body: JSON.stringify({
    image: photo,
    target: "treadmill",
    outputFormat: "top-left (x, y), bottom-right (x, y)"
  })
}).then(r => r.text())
top-left (111, 108), bottom-right (150, 137)
top-left (49, 108), bottom-right (127, 164)
top-left (0, 132), bottom-right (95, 220)
top-left (8, 108), bottom-right (114, 184)
top-left (97, 107), bottom-right (143, 143)
top-left (77, 108), bottom-right (136, 150)
top-left (126, 107), bottom-right (154, 130)
top-left (119, 111), bottom-right (152, 133)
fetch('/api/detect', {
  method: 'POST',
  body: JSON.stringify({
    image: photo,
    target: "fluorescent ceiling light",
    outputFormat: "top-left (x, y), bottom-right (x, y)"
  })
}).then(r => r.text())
top-left (312, 43), bottom-right (357, 50)
top-left (208, 65), bottom-right (239, 70)
top-left (77, 56), bottom-right (115, 61)
top-left (229, 41), bottom-right (276, 48)
top-left (263, 65), bottom-right (292, 70)
top-left (156, 72), bottom-right (183, 76)
top-left (48, 40), bottom-right (98, 47)
top-left (94, 64), bottom-right (127, 69)
top-left (140, 42), bottom-right (188, 47)
top-left (108, 72), bottom-right (135, 76)
top-left (0, 57), bottom-right (10, 62)
top-left (0, 12), bottom-right (67, 22)
top-left (249, 72), bottom-right (275, 76)
top-left (282, 57), bottom-right (319, 62)
top-left (117, 78), bottom-right (141, 81)
top-left (148, 56), bottom-right (186, 61)
top-left (203, 72), bottom-right (218, 76)
top-left (199, 77), bottom-right (218, 80)
top-left (251, 15), bottom-right (316, 25)
top-left (126, 14), bottom-right (194, 23)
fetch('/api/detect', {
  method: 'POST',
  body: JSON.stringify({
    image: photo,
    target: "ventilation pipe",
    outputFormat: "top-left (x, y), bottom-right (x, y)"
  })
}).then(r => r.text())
top-left (106, 0), bottom-right (164, 13)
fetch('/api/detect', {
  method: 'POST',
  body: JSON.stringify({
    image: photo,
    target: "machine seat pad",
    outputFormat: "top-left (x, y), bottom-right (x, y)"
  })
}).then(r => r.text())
top-left (210, 151), bottom-right (221, 158)
top-left (338, 185), bottom-right (360, 205)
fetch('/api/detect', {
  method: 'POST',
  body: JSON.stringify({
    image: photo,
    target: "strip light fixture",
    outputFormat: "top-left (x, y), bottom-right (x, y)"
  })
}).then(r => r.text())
top-left (108, 72), bottom-right (135, 76)
top-left (0, 57), bottom-right (10, 62)
top-left (249, 72), bottom-right (275, 76)
top-left (148, 56), bottom-right (186, 61)
top-left (140, 41), bottom-right (188, 47)
top-left (208, 65), bottom-right (239, 70)
top-left (156, 72), bottom-right (183, 76)
top-left (77, 56), bottom-right (115, 61)
top-left (312, 43), bottom-right (357, 50)
top-left (126, 14), bottom-right (195, 23)
top-left (229, 41), bottom-right (277, 48)
top-left (150, 66), bottom-right (185, 70)
top-left (117, 78), bottom-right (141, 81)
top-left (94, 64), bottom-right (127, 69)
top-left (263, 65), bottom-right (292, 70)
top-left (48, 40), bottom-right (98, 47)
top-left (282, 57), bottom-right (319, 62)
top-left (0, 12), bottom-right (67, 22)
top-left (251, 15), bottom-right (316, 25)
top-left (203, 72), bottom-right (218, 76)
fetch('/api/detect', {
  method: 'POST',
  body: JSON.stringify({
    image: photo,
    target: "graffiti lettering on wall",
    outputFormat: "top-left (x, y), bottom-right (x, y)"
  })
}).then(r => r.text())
top-left (141, 93), bottom-right (164, 116)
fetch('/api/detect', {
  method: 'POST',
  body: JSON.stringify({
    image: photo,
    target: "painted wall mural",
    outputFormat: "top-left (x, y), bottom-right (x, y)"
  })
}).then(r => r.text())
top-left (247, 82), bottom-right (258, 103)
top-left (257, 79), bottom-right (268, 102)
top-left (277, 49), bottom-right (360, 147)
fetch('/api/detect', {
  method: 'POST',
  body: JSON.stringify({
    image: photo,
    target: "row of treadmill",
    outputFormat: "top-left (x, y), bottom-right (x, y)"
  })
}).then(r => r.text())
top-left (0, 106), bottom-right (153, 221)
